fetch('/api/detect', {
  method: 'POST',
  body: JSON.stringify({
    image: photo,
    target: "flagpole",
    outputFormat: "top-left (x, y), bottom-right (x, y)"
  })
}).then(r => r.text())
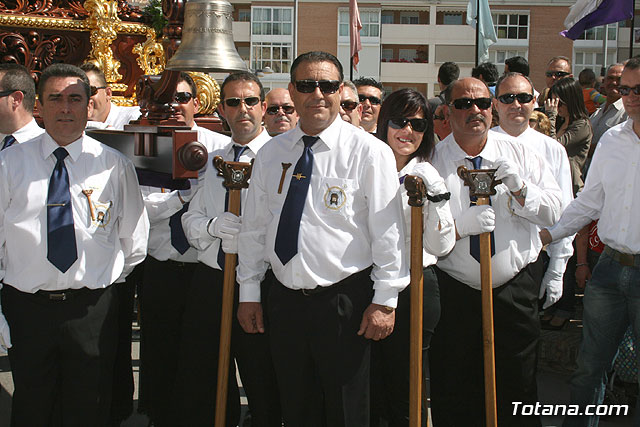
top-left (630, 0), bottom-right (636, 58)
top-left (351, 56), bottom-right (354, 81)
top-left (475, 0), bottom-right (480, 66)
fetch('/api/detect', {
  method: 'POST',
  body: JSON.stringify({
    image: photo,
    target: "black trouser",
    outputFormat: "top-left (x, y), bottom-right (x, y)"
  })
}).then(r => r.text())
top-left (2, 284), bottom-right (118, 427)
top-left (371, 266), bottom-right (439, 427)
top-left (138, 257), bottom-right (196, 426)
top-left (430, 258), bottom-right (544, 427)
top-left (268, 268), bottom-right (373, 427)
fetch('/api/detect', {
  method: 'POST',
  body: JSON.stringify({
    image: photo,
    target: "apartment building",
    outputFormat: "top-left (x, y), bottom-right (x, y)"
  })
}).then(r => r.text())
top-left (228, 0), bottom-right (640, 97)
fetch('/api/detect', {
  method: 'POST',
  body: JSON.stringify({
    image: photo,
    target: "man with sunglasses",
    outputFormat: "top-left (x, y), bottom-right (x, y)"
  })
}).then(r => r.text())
top-left (80, 63), bottom-right (141, 130)
top-left (538, 56), bottom-right (573, 106)
top-left (179, 70), bottom-right (281, 426)
top-left (0, 64), bottom-right (44, 152)
top-left (237, 51), bottom-right (408, 426)
top-left (539, 57), bottom-right (640, 427)
top-left (263, 87), bottom-right (298, 136)
top-left (433, 104), bottom-right (451, 140)
top-left (354, 76), bottom-right (384, 133)
top-left (492, 72), bottom-right (574, 314)
top-left (339, 80), bottom-right (363, 127)
top-left (135, 72), bottom-right (230, 426)
top-left (429, 77), bottom-right (562, 426)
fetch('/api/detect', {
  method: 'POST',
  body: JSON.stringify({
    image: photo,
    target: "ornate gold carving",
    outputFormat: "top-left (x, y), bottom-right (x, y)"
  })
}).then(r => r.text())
top-left (0, 13), bottom-right (148, 34)
top-left (133, 27), bottom-right (165, 76)
top-left (84, 0), bottom-right (122, 83)
top-left (188, 72), bottom-right (220, 115)
top-left (111, 95), bottom-right (137, 107)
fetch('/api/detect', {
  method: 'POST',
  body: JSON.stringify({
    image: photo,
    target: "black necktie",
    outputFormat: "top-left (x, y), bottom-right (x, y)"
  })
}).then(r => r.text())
top-left (217, 144), bottom-right (248, 269)
top-left (2, 135), bottom-right (16, 151)
top-left (274, 135), bottom-right (317, 265)
top-left (47, 147), bottom-right (78, 272)
top-left (468, 156), bottom-right (495, 262)
top-left (169, 201), bottom-right (190, 254)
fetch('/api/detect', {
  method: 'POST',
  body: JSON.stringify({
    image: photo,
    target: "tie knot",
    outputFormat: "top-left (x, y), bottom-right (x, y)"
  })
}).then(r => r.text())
top-left (302, 135), bottom-right (318, 149)
top-left (54, 147), bottom-right (69, 162)
top-left (469, 156), bottom-right (483, 170)
top-left (1, 134), bottom-right (16, 150)
top-left (233, 145), bottom-right (248, 161)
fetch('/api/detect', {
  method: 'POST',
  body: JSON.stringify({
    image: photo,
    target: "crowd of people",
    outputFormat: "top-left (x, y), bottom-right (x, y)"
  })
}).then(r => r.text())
top-left (0, 49), bottom-right (638, 427)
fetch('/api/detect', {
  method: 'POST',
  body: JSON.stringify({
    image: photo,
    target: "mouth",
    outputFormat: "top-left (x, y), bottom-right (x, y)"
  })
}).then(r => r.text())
top-left (274, 117), bottom-right (290, 124)
top-left (397, 137), bottom-right (413, 144)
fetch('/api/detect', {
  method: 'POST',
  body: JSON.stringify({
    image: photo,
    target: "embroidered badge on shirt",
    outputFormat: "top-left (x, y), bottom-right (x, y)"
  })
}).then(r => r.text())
top-left (93, 200), bottom-right (113, 227)
top-left (323, 185), bottom-right (346, 210)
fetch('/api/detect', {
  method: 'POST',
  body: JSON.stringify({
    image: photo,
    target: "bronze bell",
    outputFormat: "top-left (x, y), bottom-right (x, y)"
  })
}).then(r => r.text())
top-left (166, 0), bottom-right (248, 72)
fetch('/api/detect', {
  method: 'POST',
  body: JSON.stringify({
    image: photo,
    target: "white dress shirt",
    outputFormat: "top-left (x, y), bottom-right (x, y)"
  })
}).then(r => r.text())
top-left (142, 124), bottom-right (230, 262)
top-left (432, 130), bottom-right (563, 289)
top-left (399, 158), bottom-right (455, 268)
top-left (106, 104), bottom-right (141, 130)
top-left (0, 119), bottom-right (44, 145)
top-left (182, 128), bottom-right (270, 269)
top-left (493, 125), bottom-right (574, 277)
top-left (0, 132), bottom-right (149, 292)
top-left (237, 117), bottom-right (409, 307)
top-left (550, 119), bottom-right (640, 254)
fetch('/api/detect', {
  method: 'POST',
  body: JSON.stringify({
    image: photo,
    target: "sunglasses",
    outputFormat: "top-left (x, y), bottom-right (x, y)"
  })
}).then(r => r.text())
top-left (497, 93), bottom-right (534, 105)
top-left (545, 71), bottom-right (570, 78)
top-left (0, 89), bottom-right (21, 98)
top-left (433, 114), bottom-right (445, 121)
top-left (340, 101), bottom-right (359, 112)
top-left (358, 94), bottom-right (382, 105)
top-left (174, 91), bottom-right (194, 104)
top-left (389, 117), bottom-right (428, 133)
top-left (90, 86), bottom-right (107, 96)
top-left (266, 104), bottom-right (296, 115)
top-left (294, 80), bottom-right (341, 94)
top-left (224, 96), bottom-right (261, 107)
top-left (618, 84), bottom-right (640, 96)
top-left (450, 97), bottom-right (492, 110)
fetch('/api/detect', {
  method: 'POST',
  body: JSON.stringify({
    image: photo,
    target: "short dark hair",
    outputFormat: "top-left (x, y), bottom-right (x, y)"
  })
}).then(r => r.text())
top-left (353, 77), bottom-right (384, 93)
top-left (624, 57), bottom-right (640, 71)
top-left (495, 72), bottom-right (535, 97)
top-left (438, 62), bottom-right (460, 86)
top-left (220, 70), bottom-right (264, 101)
top-left (38, 63), bottom-right (90, 103)
top-left (375, 88), bottom-right (435, 162)
top-left (442, 81), bottom-right (456, 104)
top-left (0, 63), bottom-right (36, 113)
top-left (578, 68), bottom-right (596, 86)
top-left (550, 77), bottom-right (589, 123)
top-left (504, 56), bottom-right (530, 76)
top-left (79, 62), bottom-right (108, 87)
top-left (290, 51), bottom-right (344, 83)
top-left (178, 72), bottom-right (198, 97)
top-left (471, 62), bottom-right (499, 85)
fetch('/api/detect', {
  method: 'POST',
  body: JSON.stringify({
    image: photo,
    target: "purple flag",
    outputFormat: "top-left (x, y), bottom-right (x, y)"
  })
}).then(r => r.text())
top-left (561, 0), bottom-right (633, 40)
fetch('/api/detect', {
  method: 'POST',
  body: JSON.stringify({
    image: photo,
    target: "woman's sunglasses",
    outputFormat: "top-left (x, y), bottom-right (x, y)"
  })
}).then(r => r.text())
top-left (389, 117), bottom-right (428, 133)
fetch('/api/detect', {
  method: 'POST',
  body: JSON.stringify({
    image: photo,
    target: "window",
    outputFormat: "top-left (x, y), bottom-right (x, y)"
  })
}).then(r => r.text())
top-left (381, 48), bottom-right (393, 62)
top-left (252, 7), bottom-right (293, 36)
top-left (252, 42), bottom-right (292, 74)
top-left (381, 11), bottom-right (394, 24)
top-left (492, 13), bottom-right (528, 39)
top-left (488, 50), bottom-right (527, 74)
top-left (443, 13), bottom-right (463, 25)
top-left (399, 49), bottom-right (414, 62)
top-left (576, 24), bottom-right (617, 41)
top-left (238, 9), bottom-right (251, 22)
top-left (339, 9), bottom-right (380, 37)
top-left (574, 50), bottom-right (617, 75)
top-left (400, 12), bottom-right (419, 25)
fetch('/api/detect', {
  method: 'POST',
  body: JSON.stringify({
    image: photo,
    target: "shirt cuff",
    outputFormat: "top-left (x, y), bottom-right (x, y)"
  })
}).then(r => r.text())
top-left (239, 281), bottom-right (261, 303)
top-left (372, 288), bottom-right (400, 308)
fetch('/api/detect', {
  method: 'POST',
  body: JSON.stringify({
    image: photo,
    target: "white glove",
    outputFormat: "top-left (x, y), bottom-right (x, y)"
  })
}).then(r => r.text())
top-left (411, 162), bottom-right (448, 197)
top-left (0, 306), bottom-right (12, 354)
top-left (208, 212), bottom-right (241, 254)
top-left (456, 205), bottom-right (495, 239)
top-left (539, 258), bottom-right (564, 309)
top-left (494, 156), bottom-right (524, 193)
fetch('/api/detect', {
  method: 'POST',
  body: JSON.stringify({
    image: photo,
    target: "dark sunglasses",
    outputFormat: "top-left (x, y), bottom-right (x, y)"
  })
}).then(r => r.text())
top-left (618, 84), bottom-right (640, 96)
top-left (90, 86), bottom-right (107, 96)
top-left (340, 101), bottom-right (359, 112)
top-left (358, 94), bottom-right (382, 105)
top-left (224, 96), bottom-right (261, 107)
top-left (433, 114), bottom-right (445, 121)
top-left (266, 104), bottom-right (295, 115)
top-left (497, 93), bottom-right (534, 105)
top-left (294, 80), bottom-right (341, 94)
top-left (606, 75), bottom-right (621, 83)
top-left (0, 89), bottom-right (22, 98)
top-left (545, 71), bottom-right (570, 78)
top-left (450, 97), bottom-right (492, 110)
top-left (389, 117), bottom-right (428, 133)
top-left (174, 91), bottom-right (194, 104)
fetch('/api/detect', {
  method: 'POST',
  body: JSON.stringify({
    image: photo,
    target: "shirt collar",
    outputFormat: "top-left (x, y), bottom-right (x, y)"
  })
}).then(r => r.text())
top-left (287, 115), bottom-right (343, 151)
top-left (41, 132), bottom-right (84, 162)
top-left (12, 119), bottom-right (40, 142)
top-left (447, 130), bottom-right (509, 164)
top-left (229, 127), bottom-right (271, 156)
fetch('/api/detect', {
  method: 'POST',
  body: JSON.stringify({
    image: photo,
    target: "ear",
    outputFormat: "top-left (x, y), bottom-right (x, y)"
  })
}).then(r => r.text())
top-left (288, 82), bottom-right (295, 99)
top-left (105, 86), bottom-right (113, 101)
top-left (193, 95), bottom-right (200, 115)
top-left (356, 103), bottom-right (363, 119)
top-left (217, 101), bottom-right (226, 120)
top-left (260, 100), bottom-right (267, 116)
top-left (10, 91), bottom-right (24, 110)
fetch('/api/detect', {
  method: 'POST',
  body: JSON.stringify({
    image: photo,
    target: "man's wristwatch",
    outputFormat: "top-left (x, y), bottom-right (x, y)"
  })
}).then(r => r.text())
top-left (381, 305), bottom-right (395, 314)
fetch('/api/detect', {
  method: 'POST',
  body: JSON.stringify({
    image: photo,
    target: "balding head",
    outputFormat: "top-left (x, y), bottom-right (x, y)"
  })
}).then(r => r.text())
top-left (263, 87), bottom-right (298, 136)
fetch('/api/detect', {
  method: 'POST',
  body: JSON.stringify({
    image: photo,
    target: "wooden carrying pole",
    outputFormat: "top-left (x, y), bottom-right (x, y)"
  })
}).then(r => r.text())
top-left (404, 175), bottom-right (426, 427)
top-left (213, 157), bottom-right (253, 427)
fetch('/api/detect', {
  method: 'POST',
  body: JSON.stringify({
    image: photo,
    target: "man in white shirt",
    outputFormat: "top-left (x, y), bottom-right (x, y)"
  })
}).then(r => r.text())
top-left (354, 76), bottom-right (384, 133)
top-left (178, 70), bottom-right (280, 426)
top-left (80, 63), bottom-right (141, 130)
top-left (540, 57), bottom-right (640, 427)
top-left (136, 72), bottom-right (229, 426)
top-left (339, 80), bottom-right (363, 128)
top-left (236, 51), bottom-right (409, 426)
top-left (0, 63), bottom-right (148, 426)
top-left (492, 72), bottom-right (574, 312)
top-left (0, 63), bottom-right (44, 149)
top-left (429, 77), bottom-right (562, 426)
top-left (263, 87), bottom-right (298, 136)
